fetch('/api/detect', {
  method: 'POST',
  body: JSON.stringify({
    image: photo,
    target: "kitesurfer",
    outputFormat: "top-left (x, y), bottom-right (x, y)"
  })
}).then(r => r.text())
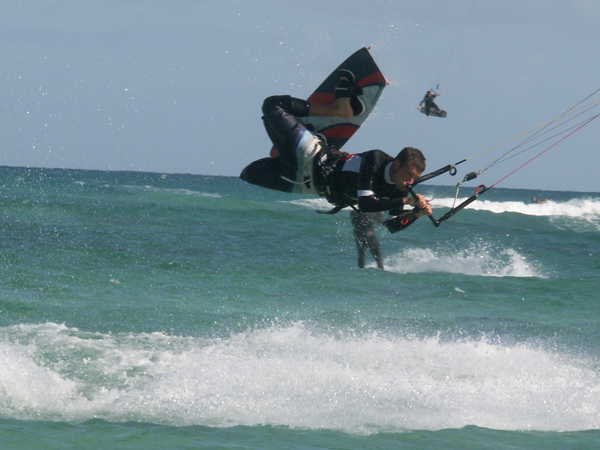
top-left (240, 71), bottom-right (432, 233)
top-left (350, 210), bottom-right (385, 269)
top-left (419, 90), bottom-right (442, 116)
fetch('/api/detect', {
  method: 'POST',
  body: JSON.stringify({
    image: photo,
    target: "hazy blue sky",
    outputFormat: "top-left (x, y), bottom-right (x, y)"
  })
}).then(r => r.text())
top-left (2, 0), bottom-right (599, 192)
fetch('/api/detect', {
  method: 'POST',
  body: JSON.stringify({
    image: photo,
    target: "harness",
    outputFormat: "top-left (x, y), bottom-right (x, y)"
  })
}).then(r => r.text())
top-left (313, 150), bottom-right (356, 214)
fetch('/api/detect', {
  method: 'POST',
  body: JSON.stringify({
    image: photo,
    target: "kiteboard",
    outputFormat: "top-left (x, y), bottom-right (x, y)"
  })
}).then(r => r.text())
top-left (242, 48), bottom-right (386, 194)
top-left (269, 47), bottom-right (387, 156)
top-left (418, 106), bottom-right (447, 118)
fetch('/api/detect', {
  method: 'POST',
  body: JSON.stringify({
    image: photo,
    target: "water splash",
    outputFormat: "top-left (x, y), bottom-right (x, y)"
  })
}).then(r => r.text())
top-left (1, 322), bottom-right (597, 433)
top-left (384, 245), bottom-right (542, 278)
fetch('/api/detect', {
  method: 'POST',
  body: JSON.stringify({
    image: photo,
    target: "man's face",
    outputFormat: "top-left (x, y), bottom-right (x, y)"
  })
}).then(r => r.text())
top-left (390, 160), bottom-right (422, 190)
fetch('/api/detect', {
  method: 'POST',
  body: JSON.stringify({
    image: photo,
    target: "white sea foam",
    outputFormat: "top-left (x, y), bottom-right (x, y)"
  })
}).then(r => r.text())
top-left (285, 197), bottom-right (343, 210)
top-left (432, 196), bottom-right (600, 218)
top-left (1, 322), bottom-right (597, 433)
top-left (287, 196), bottom-right (600, 228)
top-left (384, 245), bottom-right (543, 278)
top-left (430, 196), bottom-right (600, 231)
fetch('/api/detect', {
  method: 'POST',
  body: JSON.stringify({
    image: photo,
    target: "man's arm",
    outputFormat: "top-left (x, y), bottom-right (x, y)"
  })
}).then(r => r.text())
top-left (358, 195), bottom-right (405, 213)
top-left (383, 195), bottom-right (432, 233)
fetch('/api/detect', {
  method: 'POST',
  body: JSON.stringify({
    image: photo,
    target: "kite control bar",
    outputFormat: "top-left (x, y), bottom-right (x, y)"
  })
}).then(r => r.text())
top-left (413, 163), bottom-right (459, 185)
top-left (407, 183), bottom-right (487, 228)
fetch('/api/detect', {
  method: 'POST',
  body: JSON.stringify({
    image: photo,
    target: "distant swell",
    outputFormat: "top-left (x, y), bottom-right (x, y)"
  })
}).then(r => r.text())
top-left (288, 196), bottom-right (600, 231)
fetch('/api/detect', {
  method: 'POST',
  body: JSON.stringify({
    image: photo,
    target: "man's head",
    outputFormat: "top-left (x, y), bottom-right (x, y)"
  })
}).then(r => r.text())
top-left (389, 147), bottom-right (426, 190)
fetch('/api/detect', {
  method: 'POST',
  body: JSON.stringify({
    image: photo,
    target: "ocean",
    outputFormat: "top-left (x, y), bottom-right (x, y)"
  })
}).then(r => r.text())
top-left (0, 166), bottom-right (598, 449)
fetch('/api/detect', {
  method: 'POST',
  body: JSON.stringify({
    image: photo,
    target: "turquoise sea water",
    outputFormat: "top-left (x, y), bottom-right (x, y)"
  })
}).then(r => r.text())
top-left (1, 166), bottom-right (599, 449)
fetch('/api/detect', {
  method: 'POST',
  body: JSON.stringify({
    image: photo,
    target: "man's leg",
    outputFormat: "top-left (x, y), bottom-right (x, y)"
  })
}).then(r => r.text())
top-left (240, 92), bottom-right (354, 194)
top-left (240, 95), bottom-right (308, 192)
top-left (260, 95), bottom-right (341, 195)
top-left (262, 95), bottom-right (352, 152)
top-left (261, 95), bottom-right (311, 160)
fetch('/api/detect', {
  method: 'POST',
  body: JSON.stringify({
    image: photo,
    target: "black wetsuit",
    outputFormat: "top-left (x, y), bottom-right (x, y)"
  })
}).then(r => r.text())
top-left (240, 95), bottom-right (325, 196)
top-left (420, 92), bottom-right (440, 116)
top-left (240, 95), bottom-right (420, 233)
top-left (331, 150), bottom-right (406, 214)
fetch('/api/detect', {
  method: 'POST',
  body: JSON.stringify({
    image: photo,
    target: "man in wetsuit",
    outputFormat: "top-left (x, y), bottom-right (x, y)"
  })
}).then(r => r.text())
top-left (240, 71), bottom-right (432, 233)
top-left (419, 90), bottom-right (441, 116)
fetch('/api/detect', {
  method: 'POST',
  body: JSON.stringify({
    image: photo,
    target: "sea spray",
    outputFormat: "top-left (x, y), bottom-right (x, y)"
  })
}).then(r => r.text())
top-left (1, 322), bottom-right (598, 432)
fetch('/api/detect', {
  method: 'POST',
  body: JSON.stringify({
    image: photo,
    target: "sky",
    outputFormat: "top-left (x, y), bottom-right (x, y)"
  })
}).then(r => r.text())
top-left (1, 0), bottom-right (600, 193)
